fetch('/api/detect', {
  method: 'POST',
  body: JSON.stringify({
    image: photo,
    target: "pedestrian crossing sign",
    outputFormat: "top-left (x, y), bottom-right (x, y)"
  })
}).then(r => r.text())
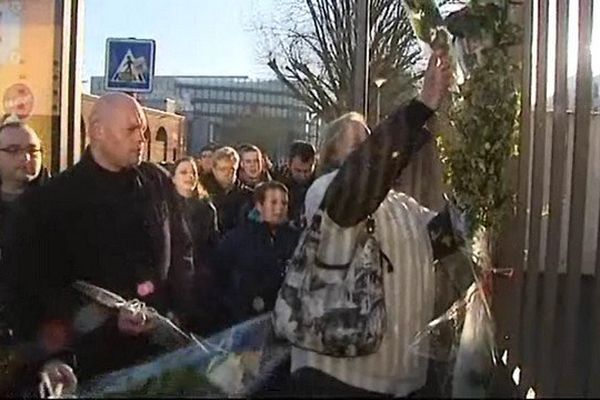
top-left (104, 38), bottom-right (156, 93)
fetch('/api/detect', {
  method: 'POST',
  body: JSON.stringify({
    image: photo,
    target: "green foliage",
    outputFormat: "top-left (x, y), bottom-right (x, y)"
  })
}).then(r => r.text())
top-left (439, 1), bottom-right (521, 238)
top-left (402, 0), bottom-right (444, 46)
top-left (106, 366), bottom-right (223, 398)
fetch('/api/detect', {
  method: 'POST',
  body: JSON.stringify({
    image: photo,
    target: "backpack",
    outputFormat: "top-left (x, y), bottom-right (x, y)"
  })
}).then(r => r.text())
top-left (273, 208), bottom-right (392, 357)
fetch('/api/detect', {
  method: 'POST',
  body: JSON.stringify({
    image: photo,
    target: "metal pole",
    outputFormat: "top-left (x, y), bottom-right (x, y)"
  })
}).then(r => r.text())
top-left (376, 87), bottom-right (381, 123)
top-left (374, 78), bottom-right (386, 124)
top-left (352, 0), bottom-right (370, 117)
top-left (56, 0), bottom-right (84, 172)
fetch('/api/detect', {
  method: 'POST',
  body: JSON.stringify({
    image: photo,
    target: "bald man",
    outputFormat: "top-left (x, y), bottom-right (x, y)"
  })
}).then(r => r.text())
top-left (0, 93), bottom-right (196, 384)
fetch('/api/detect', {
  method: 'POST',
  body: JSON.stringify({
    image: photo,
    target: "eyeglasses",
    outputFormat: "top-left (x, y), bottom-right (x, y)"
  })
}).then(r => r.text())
top-left (0, 145), bottom-right (43, 158)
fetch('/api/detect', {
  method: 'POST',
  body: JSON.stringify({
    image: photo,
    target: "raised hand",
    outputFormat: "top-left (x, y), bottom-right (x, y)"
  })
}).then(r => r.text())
top-left (420, 49), bottom-right (453, 111)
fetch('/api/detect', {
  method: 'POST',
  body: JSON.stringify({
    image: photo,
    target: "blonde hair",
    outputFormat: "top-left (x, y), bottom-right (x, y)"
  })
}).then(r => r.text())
top-left (212, 146), bottom-right (240, 167)
top-left (317, 112), bottom-right (367, 176)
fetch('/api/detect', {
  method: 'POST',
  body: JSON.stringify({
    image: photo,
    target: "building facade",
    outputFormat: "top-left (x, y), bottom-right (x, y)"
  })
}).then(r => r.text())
top-left (90, 76), bottom-right (320, 159)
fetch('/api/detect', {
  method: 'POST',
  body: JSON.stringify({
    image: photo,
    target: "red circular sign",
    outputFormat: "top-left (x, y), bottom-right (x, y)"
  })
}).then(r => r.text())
top-left (3, 83), bottom-right (34, 119)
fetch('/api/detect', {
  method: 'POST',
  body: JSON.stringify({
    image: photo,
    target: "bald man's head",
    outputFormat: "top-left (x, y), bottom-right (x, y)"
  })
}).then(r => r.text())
top-left (0, 122), bottom-right (43, 190)
top-left (88, 93), bottom-right (148, 171)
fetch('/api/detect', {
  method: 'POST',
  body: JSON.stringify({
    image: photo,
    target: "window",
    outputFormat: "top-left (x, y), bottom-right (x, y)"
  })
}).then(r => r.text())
top-left (156, 127), bottom-right (168, 162)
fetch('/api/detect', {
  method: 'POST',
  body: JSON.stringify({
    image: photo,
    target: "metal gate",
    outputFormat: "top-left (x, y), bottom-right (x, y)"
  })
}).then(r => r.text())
top-left (494, 0), bottom-right (599, 397)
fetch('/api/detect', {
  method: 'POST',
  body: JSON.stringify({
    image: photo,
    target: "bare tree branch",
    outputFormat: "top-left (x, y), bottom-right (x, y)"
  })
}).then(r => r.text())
top-left (260, 0), bottom-right (421, 123)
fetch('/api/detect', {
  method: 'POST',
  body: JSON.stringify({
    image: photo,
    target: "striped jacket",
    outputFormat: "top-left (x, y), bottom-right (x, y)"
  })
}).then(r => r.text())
top-left (291, 100), bottom-right (460, 396)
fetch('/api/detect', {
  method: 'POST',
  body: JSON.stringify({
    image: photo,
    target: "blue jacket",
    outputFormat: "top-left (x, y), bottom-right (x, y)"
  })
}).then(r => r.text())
top-left (216, 221), bottom-right (300, 325)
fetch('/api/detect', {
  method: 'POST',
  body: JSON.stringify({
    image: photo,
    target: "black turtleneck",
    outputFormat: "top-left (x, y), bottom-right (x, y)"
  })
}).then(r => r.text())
top-left (0, 149), bottom-right (198, 382)
top-left (75, 153), bottom-right (157, 298)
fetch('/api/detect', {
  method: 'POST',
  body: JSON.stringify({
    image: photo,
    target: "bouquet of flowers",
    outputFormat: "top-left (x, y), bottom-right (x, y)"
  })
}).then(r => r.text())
top-left (77, 314), bottom-right (290, 398)
top-left (402, 0), bottom-right (448, 51)
top-left (405, 195), bottom-right (497, 397)
top-left (402, 1), bottom-right (521, 397)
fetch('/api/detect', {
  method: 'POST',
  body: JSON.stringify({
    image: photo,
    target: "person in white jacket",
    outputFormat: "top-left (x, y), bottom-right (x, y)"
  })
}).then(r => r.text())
top-left (290, 49), bottom-right (459, 398)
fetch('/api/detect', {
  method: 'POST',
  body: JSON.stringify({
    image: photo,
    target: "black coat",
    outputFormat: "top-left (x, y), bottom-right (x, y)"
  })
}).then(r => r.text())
top-left (177, 195), bottom-right (224, 336)
top-left (0, 167), bottom-right (51, 247)
top-left (216, 221), bottom-right (299, 326)
top-left (0, 149), bottom-right (196, 381)
top-left (274, 168), bottom-right (314, 228)
top-left (0, 168), bottom-right (51, 395)
top-left (205, 175), bottom-right (253, 234)
top-left (179, 195), bottom-right (219, 262)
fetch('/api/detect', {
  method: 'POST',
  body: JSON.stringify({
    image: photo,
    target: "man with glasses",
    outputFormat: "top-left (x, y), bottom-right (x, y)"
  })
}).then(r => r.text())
top-left (0, 121), bottom-right (48, 217)
top-left (0, 120), bottom-right (51, 252)
top-left (0, 120), bottom-right (70, 396)
top-left (205, 146), bottom-right (253, 234)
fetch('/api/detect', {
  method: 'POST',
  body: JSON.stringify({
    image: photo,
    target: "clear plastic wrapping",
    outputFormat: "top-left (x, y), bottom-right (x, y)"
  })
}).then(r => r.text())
top-left (77, 314), bottom-right (289, 398)
top-left (409, 235), bottom-right (500, 398)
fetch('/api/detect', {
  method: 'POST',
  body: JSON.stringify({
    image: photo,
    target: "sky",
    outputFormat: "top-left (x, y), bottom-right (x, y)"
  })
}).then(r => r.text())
top-left (83, 0), bottom-right (600, 94)
top-left (82, 0), bottom-right (279, 84)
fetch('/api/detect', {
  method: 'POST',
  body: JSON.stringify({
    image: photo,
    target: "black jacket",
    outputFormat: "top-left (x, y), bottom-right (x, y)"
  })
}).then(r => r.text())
top-left (0, 167), bottom-right (51, 395)
top-left (177, 195), bottom-right (223, 336)
top-left (0, 149), bottom-right (195, 381)
top-left (178, 195), bottom-right (219, 263)
top-left (205, 175), bottom-right (253, 234)
top-left (0, 167), bottom-right (51, 245)
top-left (216, 221), bottom-right (299, 326)
top-left (274, 167), bottom-right (314, 228)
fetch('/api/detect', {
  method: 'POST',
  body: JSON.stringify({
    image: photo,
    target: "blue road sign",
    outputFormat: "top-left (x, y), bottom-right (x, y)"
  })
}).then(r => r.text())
top-left (104, 38), bottom-right (156, 93)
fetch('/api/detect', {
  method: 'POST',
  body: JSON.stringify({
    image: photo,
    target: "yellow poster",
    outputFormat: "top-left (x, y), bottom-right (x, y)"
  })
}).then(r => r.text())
top-left (0, 0), bottom-right (59, 167)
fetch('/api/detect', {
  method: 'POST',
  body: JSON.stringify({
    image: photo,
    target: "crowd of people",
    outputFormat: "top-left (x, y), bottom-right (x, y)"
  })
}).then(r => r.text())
top-left (0, 49), bottom-right (463, 398)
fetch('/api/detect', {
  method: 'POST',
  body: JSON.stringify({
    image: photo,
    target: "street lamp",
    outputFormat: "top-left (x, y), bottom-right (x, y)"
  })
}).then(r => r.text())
top-left (374, 78), bottom-right (387, 123)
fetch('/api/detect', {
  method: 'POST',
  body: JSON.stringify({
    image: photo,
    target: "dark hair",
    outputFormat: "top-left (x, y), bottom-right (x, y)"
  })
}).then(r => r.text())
top-left (253, 181), bottom-right (288, 204)
top-left (172, 157), bottom-right (208, 198)
top-left (198, 142), bottom-right (219, 155)
top-left (289, 141), bottom-right (316, 163)
top-left (158, 161), bottom-right (175, 174)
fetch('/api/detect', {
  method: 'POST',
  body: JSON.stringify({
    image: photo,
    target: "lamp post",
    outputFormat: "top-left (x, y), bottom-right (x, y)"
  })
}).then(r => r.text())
top-left (353, 0), bottom-right (371, 117)
top-left (374, 78), bottom-right (387, 123)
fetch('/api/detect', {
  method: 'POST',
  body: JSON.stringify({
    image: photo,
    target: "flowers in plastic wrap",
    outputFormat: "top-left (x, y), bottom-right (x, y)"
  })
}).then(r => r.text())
top-left (77, 314), bottom-right (290, 398)
top-left (402, 0), bottom-right (447, 51)
top-left (410, 209), bottom-right (500, 397)
top-left (403, 2), bottom-right (521, 396)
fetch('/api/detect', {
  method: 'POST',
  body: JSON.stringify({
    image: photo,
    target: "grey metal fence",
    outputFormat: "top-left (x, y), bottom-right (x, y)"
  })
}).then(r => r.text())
top-left (494, 0), bottom-right (599, 397)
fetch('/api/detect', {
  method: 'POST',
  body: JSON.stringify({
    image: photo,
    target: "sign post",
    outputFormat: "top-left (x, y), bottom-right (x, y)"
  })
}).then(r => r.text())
top-left (104, 38), bottom-right (156, 94)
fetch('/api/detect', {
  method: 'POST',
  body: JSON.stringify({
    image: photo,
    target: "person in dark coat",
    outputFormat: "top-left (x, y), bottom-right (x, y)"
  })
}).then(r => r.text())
top-left (205, 146), bottom-right (253, 234)
top-left (0, 121), bottom-right (51, 242)
top-left (195, 142), bottom-right (219, 191)
top-left (0, 93), bottom-right (196, 384)
top-left (0, 121), bottom-right (76, 397)
top-left (171, 156), bottom-right (218, 260)
top-left (170, 156), bottom-right (223, 336)
top-left (217, 181), bottom-right (299, 326)
top-left (273, 141), bottom-right (316, 228)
